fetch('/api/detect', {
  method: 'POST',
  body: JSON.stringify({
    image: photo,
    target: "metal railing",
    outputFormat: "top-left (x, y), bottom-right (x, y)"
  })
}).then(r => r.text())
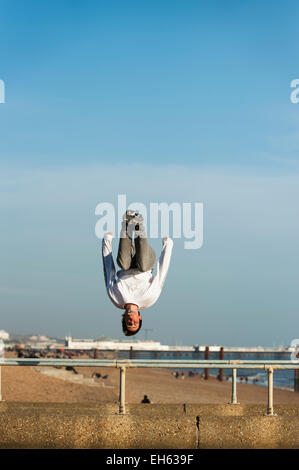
top-left (0, 358), bottom-right (298, 415)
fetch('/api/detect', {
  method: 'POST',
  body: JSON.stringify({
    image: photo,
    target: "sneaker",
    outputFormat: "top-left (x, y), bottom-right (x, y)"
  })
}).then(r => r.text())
top-left (132, 213), bottom-right (144, 230)
top-left (122, 210), bottom-right (136, 223)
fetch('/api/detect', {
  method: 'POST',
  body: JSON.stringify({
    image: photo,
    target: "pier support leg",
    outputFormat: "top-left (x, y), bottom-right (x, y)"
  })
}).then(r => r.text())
top-left (219, 347), bottom-right (224, 381)
top-left (119, 367), bottom-right (126, 414)
top-left (204, 346), bottom-right (209, 380)
top-left (231, 368), bottom-right (238, 404)
top-left (266, 368), bottom-right (276, 416)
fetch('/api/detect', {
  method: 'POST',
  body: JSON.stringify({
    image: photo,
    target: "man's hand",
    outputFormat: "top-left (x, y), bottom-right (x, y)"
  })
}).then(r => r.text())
top-left (104, 232), bottom-right (114, 239)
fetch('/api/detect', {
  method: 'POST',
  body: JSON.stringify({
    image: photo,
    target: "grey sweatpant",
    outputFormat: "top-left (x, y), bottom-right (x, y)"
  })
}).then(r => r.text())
top-left (117, 224), bottom-right (156, 272)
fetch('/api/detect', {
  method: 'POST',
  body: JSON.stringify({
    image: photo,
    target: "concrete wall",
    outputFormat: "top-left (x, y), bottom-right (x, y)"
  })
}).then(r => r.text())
top-left (0, 402), bottom-right (298, 449)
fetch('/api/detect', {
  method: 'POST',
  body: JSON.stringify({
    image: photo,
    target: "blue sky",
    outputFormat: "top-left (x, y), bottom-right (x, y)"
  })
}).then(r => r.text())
top-left (0, 1), bottom-right (299, 346)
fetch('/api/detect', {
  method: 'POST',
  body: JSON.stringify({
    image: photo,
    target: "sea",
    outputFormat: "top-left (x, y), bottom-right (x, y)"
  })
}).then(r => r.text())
top-left (116, 349), bottom-right (296, 390)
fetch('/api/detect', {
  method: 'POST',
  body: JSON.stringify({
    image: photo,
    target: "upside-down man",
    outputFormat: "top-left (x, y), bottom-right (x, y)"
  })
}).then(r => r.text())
top-left (102, 210), bottom-right (173, 336)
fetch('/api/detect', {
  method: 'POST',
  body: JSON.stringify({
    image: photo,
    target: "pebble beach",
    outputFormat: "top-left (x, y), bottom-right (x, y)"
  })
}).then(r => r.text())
top-left (2, 364), bottom-right (299, 405)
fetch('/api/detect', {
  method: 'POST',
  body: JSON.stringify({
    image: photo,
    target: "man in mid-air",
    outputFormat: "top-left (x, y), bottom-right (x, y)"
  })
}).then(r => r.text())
top-left (102, 210), bottom-right (173, 336)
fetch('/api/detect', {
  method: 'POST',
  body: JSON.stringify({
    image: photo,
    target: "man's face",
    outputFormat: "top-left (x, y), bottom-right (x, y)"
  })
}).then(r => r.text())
top-left (124, 309), bottom-right (140, 333)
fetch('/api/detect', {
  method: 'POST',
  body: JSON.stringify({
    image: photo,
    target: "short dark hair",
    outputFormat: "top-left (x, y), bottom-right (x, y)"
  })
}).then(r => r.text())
top-left (122, 312), bottom-right (142, 336)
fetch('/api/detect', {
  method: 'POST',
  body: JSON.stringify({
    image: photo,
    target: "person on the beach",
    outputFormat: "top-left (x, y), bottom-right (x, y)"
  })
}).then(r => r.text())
top-left (102, 210), bottom-right (173, 336)
top-left (141, 394), bottom-right (151, 404)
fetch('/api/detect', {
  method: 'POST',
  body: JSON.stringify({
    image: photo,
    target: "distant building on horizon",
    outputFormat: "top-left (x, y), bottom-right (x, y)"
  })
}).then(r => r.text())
top-left (64, 335), bottom-right (196, 351)
top-left (0, 330), bottom-right (9, 340)
top-left (29, 335), bottom-right (49, 342)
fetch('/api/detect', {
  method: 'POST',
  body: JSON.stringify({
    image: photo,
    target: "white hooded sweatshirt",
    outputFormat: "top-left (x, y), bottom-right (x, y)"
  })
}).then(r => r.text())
top-left (102, 233), bottom-right (173, 310)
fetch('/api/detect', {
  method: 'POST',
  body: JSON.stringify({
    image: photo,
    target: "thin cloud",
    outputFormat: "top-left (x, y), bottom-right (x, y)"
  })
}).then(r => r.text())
top-left (0, 287), bottom-right (46, 297)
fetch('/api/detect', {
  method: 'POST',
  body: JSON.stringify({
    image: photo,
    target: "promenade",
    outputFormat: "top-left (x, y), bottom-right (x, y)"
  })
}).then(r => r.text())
top-left (0, 402), bottom-right (298, 448)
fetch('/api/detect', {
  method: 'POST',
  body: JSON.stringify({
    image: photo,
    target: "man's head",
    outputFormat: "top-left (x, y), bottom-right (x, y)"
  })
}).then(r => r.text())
top-left (122, 303), bottom-right (142, 336)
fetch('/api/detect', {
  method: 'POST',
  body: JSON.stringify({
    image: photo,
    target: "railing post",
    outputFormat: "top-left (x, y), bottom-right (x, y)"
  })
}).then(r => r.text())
top-left (0, 366), bottom-right (2, 402)
top-left (231, 368), bottom-right (238, 404)
top-left (295, 369), bottom-right (299, 392)
top-left (266, 367), bottom-right (276, 416)
top-left (119, 366), bottom-right (126, 414)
